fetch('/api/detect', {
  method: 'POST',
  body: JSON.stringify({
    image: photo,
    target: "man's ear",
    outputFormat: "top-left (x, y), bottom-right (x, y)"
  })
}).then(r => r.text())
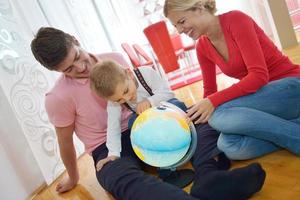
top-left (72, 36), bottom-right (80, 46)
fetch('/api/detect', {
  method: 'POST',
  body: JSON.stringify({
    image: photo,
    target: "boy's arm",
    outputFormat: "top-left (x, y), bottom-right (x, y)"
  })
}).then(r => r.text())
top-left (106, 102), bottom-right (123, 157)
top-left (55, 123), bottom-right (79, 193)
top-left (143, 67), bottom-right (175, 106)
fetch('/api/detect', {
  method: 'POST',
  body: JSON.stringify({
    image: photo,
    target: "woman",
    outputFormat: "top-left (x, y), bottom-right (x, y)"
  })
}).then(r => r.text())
top-left (164, 0), bottom-right (300, 159)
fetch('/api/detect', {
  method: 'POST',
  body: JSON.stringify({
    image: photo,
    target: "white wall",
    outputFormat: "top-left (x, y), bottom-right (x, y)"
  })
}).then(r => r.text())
top-left (0, 85), bottom-right (44, 200)
top-left (216, 0), bottom-right (253, 14)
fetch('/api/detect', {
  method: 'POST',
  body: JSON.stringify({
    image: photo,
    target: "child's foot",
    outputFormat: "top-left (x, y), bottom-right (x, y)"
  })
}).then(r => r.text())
top-left (191, 162), bottom-right (266, 200)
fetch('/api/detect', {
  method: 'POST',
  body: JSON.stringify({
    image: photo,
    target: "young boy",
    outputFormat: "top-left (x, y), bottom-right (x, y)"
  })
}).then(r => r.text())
top-left (90, 60), bottom-right (267, 200)
top-left (90, 60), bottom-right (193, 187)
top-left (90, 60), bottom-right (184, 158)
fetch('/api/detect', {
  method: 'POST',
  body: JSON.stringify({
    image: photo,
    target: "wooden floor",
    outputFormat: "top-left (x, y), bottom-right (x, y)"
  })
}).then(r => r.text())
top-left (32, 45), bottom-right (300, 200)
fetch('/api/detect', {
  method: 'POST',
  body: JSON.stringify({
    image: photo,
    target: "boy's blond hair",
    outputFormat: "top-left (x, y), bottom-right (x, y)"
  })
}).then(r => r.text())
top-left (90, 60), bottom-right (127, 98)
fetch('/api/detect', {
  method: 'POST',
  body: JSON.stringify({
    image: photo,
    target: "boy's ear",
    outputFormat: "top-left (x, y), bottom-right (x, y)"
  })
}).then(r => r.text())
top-left (104, 96), bottom-right (112, 101)
top-left (125, 68), bottom-right (134, 79)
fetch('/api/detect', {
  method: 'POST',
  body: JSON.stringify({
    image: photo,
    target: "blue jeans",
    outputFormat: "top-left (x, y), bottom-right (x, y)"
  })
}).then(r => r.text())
top-left (208, 77), bottom-right (300, 160)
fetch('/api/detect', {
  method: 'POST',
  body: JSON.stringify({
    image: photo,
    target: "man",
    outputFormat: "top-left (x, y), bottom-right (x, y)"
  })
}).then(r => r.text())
top-left (31, 27), bottom-right (265, 200)
top-left (31, 27), bottom-right (133, 193)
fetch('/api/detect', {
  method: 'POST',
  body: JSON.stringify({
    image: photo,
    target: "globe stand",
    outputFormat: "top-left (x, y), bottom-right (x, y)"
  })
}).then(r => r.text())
top-left (161, 168), bottom-right (194, 188)
top-left (157, 102), bottom-right (198, 188)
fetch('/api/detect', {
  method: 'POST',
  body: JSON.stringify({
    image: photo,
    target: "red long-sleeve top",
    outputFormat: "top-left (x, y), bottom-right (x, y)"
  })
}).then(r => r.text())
top-left (197, 10), bottom-right (300, 107)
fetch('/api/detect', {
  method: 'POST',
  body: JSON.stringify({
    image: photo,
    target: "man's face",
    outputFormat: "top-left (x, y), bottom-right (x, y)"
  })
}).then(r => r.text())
top-left (55, 44), bottom-right (97, 79)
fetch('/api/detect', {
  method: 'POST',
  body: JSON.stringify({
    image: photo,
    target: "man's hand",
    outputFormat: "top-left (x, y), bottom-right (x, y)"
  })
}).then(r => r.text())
top-left (56, 176), bottom-right (78, 193)
top-left (55, 124), bottom-right (79, 193)
top-left (96, 155), bottom-right (119, 171)
top-left (136, 100), bottom-right (151, 114)
top-left (187, 98), bottom-right (215, 124)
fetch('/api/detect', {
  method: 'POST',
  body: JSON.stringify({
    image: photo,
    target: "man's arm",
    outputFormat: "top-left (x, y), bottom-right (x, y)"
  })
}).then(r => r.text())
top-left (55, 123), bottom-right (79, 193)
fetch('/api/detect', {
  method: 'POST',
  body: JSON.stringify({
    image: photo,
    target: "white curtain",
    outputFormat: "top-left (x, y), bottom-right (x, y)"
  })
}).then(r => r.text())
top-left (0, 0), bottom-right (51, 198)
top-left (216, 0), bottom-right (273, 37)
top-left (94, 0), bottom-right (148, 51)
top-left (0, 0), bottom-right (68, 188)
top-left (37, 0), bottom-right (112, 53)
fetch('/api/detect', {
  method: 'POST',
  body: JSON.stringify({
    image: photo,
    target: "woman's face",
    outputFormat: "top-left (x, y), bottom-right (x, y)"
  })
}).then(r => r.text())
top-left (167, 7), bottom-right (212, 40)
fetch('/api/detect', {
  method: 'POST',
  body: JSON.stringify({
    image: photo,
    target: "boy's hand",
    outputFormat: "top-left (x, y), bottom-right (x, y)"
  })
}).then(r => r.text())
top-left (96, 155), bottom-right (119, 171)
top-left (56, 176), bottom-right (78, 193)
top-left (187, 98), bottom-right (215, 124)
top-left (136, 100), bottom-right (151, 114)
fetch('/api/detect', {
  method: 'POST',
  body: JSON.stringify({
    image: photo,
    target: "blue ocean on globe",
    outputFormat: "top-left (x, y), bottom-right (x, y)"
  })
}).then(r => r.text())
top-left (131, 106), bottom-right (191, 167)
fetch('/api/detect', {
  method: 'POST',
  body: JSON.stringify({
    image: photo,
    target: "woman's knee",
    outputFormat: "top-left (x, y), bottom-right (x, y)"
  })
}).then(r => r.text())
top-left (208, 108), bottom-right (227, 131)
top-left (217, 134), bottom-right (250, 160)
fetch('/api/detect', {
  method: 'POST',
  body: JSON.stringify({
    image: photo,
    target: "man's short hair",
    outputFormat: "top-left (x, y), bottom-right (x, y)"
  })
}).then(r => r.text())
top-left (30, 27), bottom-right (75, 70)
top-left (90, 60), bottom-right (127, 98)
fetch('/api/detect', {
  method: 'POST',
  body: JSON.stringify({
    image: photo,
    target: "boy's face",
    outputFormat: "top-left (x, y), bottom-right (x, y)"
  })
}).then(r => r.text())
top-left (55, 44), bottom-right (97, 79)
top-left (107, 70), bottom-right (138, 104)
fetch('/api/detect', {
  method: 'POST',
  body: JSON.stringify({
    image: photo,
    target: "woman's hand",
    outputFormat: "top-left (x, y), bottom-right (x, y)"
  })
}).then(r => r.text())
top-left (187, 98), bottom-right (215, 124)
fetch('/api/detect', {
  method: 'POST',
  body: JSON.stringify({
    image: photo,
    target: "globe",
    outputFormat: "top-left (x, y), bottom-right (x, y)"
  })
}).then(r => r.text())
top-left (130, 102), bottom-right (197, 168)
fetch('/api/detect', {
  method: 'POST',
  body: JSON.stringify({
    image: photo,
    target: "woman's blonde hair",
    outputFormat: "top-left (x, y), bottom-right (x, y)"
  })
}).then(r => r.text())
top-left (163, 0), bottom-right (216, 17)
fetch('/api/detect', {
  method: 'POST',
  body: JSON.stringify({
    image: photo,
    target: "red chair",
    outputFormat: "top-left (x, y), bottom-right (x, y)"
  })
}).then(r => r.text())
top-left (132, 43), bottom-right (153, 66)
top-left (121, 43), bottom-right (141, 68)
top-left (143, 21), bottom-right (202, 90)
top-left (170, 33), bottom-right (185, 55)
top-left (121, 43), bottom-right (154, 69)
top-left (143, 21), bottom-right (180, 73)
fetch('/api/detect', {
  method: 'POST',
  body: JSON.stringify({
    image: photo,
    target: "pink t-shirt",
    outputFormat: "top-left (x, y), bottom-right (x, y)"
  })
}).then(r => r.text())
top-left (45, 52), bottom-right (132, 154)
